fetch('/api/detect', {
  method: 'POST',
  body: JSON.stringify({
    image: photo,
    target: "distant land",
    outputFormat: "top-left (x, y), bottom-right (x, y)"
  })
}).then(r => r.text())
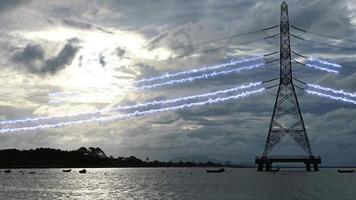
top-left (0, 147), bottom-right (249, 168)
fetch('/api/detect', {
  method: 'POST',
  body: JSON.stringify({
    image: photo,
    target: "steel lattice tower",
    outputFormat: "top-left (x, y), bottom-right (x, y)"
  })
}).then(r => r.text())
top-left (262, 2), bottom-right (313, 156)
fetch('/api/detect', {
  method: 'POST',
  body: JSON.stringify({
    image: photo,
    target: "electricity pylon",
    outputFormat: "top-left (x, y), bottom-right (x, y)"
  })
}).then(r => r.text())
top-left (262, 1), bottom-right (313, 156)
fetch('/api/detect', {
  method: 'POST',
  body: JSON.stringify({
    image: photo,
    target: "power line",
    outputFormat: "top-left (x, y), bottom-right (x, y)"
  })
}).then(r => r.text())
top-left (265, 84), bottom-right (279, 90)
top-left (291, 25), bottom-right (356, 43)
top-left (293, 78), bottom-right (306, 85)
top-left (290, 25), bottom-right (306, 33)
top-left (262, 25), bottom-right (279, 31)
top-left (266, 59), bottom-right (279, 64)
top-left (291, 51), bottom-right (356, 71)
top-left (174, 36), bottom-right (269, 59)
top-left (304, 39), bottom-right (356, 51)
top-left (172, 25), bottom-right (279, 50)
top-left (262, 77), bottom-right (279, 84)
top-left (292, 60), bottom-right (352, 76)
top-left (294, 84), bottom-right (305, 91)
top-left (289, 33), bottom-right (356, 52)
top-left (292, 51), bottom-right (307, 59)
top-left (264, 51), bottom-right (279, 57)
top-left (289, 26), bottom-right (356, 51)
top-left (264, 33), bottom-right (279, 40)
top-left (290, 33), bottom-right (305, 41)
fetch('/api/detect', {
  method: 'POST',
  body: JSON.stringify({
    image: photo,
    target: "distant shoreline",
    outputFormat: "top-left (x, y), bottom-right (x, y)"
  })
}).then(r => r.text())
top-left (1, 147), bottom-right (355, 169)
top-left (0, 147), bottom-right (239, 169)
top-left (1, 166), bottom-right (355, 169)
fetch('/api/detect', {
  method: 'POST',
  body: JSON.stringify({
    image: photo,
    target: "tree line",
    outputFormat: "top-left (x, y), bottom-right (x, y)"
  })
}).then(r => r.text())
top-left (0, 147), bottom-right (242, 168)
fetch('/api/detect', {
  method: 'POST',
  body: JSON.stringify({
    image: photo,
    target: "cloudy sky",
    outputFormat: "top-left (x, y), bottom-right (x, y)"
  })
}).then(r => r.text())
top-left (0, 0), bottom-right (355, 165)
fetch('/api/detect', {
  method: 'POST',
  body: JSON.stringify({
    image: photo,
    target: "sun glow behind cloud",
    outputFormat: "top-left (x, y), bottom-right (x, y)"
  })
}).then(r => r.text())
top-left (11, 26), bottom-right (173, 105)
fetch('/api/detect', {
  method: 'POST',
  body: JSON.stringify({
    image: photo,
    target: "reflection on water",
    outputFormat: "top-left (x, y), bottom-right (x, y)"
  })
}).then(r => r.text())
top-left (0, 168), bottom-right (356, 200)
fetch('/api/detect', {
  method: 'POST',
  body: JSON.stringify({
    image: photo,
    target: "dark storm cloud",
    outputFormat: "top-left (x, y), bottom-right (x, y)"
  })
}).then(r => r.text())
top-left (11, 38), bottom-right (80, 75)
top-left (116, 47), bottom-right (126, 58)
top-left (41, 41), bottom-right (80, 74)
top-left (99, 53), bottom-right (106, 67)
top-left (12, 44), bottom-right (45, 63)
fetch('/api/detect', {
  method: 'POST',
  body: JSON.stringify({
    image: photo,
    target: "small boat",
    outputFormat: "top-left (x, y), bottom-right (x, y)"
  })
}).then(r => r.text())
top-left (28, 172), bottom-right (35, 174)
top-left (79, 169), bottom-right (87, 174)
top-left (4, 170), bottom-right (11, 173)
top-left (338, 169), bottom-right (355, 173)
top-left (206, 168), bottom-right (225, 173)
top-left (62, 169), bottom-right (71, 172)
top-left (271, 168), bottom-right (280, 172)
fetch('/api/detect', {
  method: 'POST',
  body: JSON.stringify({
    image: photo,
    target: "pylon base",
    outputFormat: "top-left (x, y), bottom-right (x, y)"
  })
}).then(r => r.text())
top-left (255, 155), bottom-right (321, 172)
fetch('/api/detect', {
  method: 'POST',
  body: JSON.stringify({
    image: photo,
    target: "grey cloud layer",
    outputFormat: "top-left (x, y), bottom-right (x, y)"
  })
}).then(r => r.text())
top-left (0, 0), bottom-right (355, 165)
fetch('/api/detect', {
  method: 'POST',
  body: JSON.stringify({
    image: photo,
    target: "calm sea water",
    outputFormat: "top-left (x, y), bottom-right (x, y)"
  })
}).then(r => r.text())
top-left (0, 168), bottom-right (355, 200)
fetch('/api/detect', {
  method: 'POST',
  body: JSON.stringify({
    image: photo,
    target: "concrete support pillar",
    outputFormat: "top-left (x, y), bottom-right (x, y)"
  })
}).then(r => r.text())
top-left (313, 163), bottom-right (319, 171)
top-left (266, 163), bottom-right (271, 171)
top-left (257, 164), bottom-right (263, 171)
top-left (306, 163), bottom-right (311, 171)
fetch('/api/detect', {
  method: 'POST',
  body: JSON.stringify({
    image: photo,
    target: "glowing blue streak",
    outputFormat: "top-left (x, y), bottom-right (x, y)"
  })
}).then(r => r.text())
top-left (306, 90), bottom-right (356, 104)
top-left (307, 57), bottom-right (341, 68)
top-left (48, 57), bottom-right (263, 98)
top-left (307, 84), bottom-right (356, 98)
top-left (0, 82), bottom-right (262, 125)
top-left (0, 88), bottom-right (264, 133)
top-left (49, 92), bottom-right (78, 97)
top-left (137, 63), bottom-right (265, 90)
top-left (305, 63), bottom-right (338, 73)
top-left (135, 56), bottom-right (263, 83)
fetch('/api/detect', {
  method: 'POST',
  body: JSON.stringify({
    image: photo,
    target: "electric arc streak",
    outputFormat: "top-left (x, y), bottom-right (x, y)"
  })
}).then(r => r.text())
top-left (304, 63), bottom-right (338, 73)
top-left (0, 88), bottom-right (264, 133)
top-left (135, 56), bottom-right (263, 83)
top-left (137, 63), bottom-right (265, 90)
top-left (49, 91), bottom-right (78, 97)
top-left (0, 82), bottom-right (262, 125)
top-left (306, 90), bottom-right (356, 104)
top-left (48, 58), bottom-right (264, 100)
top-left (307, 84), bottom-right (356, 98)
top-left (307, 57), bottom-right (341, 68)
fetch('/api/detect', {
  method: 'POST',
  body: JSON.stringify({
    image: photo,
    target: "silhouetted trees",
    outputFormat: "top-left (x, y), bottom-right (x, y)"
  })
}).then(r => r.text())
top-left (0, 147), bottom-right (236, 168)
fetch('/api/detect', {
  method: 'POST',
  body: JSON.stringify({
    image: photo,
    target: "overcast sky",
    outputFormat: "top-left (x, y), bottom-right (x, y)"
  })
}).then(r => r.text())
top-left (0, 0), bottom-right (355, 165)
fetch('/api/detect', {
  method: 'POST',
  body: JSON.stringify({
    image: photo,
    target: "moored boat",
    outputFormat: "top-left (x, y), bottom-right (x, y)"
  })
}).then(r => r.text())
top-left (63, 169), bottom-right (71, 172)
top-left (206, 168), bottom-right (225, 173)
top-left (79, 169), bottom-right (87, 174)
top-left (338, 169), bottom-right (355, 173)
top-left (4, 169), bottom-right (11, 173)
top-left (271, 168), bottom-right (280, 172)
